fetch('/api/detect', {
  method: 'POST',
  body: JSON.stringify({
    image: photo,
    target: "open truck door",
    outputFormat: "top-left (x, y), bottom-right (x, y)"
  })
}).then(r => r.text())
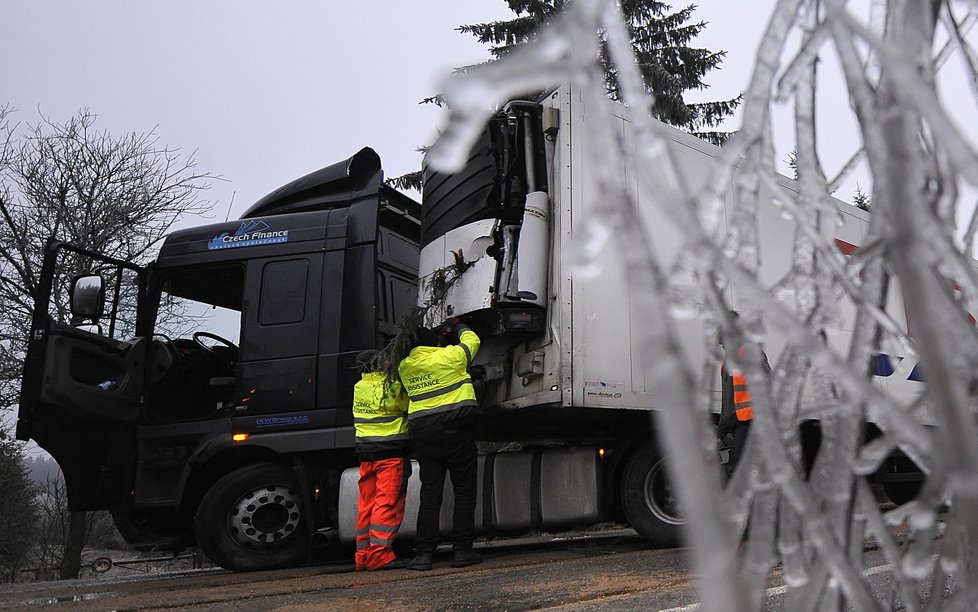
top-left (18, 239), bottom-right (148, 510)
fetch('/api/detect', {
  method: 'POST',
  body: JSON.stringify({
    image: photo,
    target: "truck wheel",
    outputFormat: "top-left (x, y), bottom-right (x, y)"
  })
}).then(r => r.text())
top-left (620, 442), bottom-right (683, 547)
top-left (879, 455), bottom-right (923, 506)
top-left (195, 462), bottom-right (309, 571)
top-left (883, 480), bottom-right (922, 506)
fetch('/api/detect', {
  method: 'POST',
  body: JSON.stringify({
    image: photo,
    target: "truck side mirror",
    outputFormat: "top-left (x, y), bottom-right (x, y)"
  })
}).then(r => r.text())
top-left (70, 274), bottom-right (106, 319)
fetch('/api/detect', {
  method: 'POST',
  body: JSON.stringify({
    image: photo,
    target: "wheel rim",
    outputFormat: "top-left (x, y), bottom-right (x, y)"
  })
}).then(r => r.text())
top-left (227, 483), bottom-right (301, 549)
top-left (643, 459), bottom-right (685, 525)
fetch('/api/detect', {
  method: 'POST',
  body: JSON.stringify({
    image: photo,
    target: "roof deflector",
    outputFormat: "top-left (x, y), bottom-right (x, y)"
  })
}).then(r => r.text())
top-left (241, 147), bottom-right (384, 219)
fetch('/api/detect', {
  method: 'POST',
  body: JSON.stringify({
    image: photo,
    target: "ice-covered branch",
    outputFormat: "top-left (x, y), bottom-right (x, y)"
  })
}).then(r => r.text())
top-left (429, 0), bottom-right (978, 607)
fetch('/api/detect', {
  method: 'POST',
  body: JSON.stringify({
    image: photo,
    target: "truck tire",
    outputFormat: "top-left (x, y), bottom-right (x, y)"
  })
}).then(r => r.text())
top-left (195, 462), bottom-right (309, 571)
top-left (620, 442), bottom-right (683, 547)
top-left (883, 480), bottom-right (922, 506)
top-left (880, 455), bottom-right (923, 506)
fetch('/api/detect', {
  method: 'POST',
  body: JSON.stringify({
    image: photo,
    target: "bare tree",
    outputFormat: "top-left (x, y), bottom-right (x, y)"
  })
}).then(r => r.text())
top-left (0, 106), bottom-right (212, 578)
top-left (428, 0), bottom-right (978, 608)
top-left (0, 106), bottom-right (211, 408)
top-left (26, 476), bottom-right (70, 582)
top-left (14, 474), bottom-right (122, 582)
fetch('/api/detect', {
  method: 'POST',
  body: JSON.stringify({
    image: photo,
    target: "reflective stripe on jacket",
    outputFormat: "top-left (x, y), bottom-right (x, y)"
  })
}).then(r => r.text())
top-left (353, 372), bottom-right (410, 460)
top-left (718, 349), bottom-right (768, 438)
top-left (398, 325), bottom-right (480, 428)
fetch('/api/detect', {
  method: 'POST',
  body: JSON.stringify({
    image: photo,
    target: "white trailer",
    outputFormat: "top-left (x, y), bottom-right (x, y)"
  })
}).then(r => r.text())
top-left (338, 83), bottom-right (921, 547)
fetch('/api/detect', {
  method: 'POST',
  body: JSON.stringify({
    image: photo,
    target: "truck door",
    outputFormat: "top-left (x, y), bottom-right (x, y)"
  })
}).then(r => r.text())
top-left (18, 241), bottom-right (147, 510)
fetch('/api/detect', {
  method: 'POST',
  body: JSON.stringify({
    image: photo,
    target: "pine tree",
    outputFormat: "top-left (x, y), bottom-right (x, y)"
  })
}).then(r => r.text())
top-left (0, 433), bottom-right (38, 582)
top-left (852, 183), bottom-right (871, 212)
top-left (388, 1), bottom-right (740, 192)
top-left (458, 0), bottom-right (741, 145)
top-left (786, 148), bottom-right (799, 180)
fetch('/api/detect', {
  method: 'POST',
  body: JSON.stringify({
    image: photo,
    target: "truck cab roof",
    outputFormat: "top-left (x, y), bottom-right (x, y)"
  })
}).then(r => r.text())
top-left (157, 147), bottom-right (420, 267)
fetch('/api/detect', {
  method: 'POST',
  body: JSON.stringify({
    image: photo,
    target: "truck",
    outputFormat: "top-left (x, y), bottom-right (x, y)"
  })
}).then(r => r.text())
top-left (17, 83), bottom-right (921, 572)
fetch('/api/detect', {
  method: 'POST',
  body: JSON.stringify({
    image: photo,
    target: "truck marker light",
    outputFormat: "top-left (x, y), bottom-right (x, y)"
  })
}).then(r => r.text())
top-left (232, 433), bottom-right (249, 442)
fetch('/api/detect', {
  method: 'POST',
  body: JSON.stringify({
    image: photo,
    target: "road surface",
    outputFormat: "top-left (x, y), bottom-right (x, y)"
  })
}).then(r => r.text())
top-left (0, 528), bottom-right (923, 611)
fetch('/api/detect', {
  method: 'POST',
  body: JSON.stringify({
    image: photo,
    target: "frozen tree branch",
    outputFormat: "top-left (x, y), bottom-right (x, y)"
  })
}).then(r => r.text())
top-left (430, 0), bottom-right (978, 607)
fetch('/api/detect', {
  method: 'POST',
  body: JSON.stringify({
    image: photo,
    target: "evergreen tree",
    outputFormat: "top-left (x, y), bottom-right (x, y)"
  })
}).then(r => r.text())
top-left (458, 0), bottom-right (741, 145)
top-left (388, 1), bottom-right (740, 192)
top-left (0, 433), bottom-right (38, 582)
top-left (852, 183), bottom-right (871, 212)
top-left (786, 148), bottom-right (799, 180)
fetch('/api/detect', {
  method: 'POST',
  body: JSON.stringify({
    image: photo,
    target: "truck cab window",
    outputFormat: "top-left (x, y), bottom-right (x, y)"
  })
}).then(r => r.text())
top-left (260, 259), bottom-right (308, 325)
top-left (149, 265), bottom-right (244, 420)
top-left (45, 250), bottom-right (141, 341)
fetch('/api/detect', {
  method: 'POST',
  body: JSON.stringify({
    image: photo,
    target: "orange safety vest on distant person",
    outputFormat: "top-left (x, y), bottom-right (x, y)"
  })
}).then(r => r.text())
top-left (730, 370), bottom-right (753, 422)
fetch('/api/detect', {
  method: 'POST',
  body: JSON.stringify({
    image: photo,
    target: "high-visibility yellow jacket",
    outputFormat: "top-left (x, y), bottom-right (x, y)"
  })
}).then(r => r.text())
top-left (353, 372), bottom-right (410, 460)
top-left (398, 325), bottom-right (480, 432)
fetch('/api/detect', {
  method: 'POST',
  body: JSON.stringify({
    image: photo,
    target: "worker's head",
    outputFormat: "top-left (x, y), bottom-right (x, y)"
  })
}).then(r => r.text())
top-left (355, 349), bottom-right (380, 373)
top-left (413, 326), bottom-right (441, 348)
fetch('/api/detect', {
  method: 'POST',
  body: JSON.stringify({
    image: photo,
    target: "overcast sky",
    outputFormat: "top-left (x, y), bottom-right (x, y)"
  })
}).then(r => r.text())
top-left (1, 1), bottom-right (780, 225)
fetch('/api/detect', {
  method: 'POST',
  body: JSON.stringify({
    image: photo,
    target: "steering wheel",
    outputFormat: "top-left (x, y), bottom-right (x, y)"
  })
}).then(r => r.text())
top-left (152, 333), bottom-right (182, 363)
top-left (192, 331), bottom-right (239, 353)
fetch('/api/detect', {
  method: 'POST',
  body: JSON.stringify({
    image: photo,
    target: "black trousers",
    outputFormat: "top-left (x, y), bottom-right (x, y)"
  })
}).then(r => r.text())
top-left (412, 428), bottom-right (478, 554)
top-left (727, 422), bottom-right (750, 476)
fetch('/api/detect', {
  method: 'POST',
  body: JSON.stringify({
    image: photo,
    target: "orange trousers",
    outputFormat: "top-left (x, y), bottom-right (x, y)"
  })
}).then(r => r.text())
top-left (355, 457), bottom-right (408, 570)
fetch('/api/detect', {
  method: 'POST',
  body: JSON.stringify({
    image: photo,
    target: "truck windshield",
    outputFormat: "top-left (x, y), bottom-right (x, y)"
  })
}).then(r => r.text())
top-left (155, 265), bottom-right (243, 344)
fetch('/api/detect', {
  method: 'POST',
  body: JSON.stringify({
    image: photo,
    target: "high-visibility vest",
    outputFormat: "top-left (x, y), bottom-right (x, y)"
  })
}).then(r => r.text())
top-left (730, 370), bottom-right (754, 422)
top-left (353, 372), bottom-right (410, 456)
top-left (398, 325), bottom-right (480, 426)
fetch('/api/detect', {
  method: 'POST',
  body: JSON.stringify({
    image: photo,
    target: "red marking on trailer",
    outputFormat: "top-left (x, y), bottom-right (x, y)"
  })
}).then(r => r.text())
top-left (836, 237), bottom-right (976, 329)
top-left (834, 238), bottom-right (858, 255)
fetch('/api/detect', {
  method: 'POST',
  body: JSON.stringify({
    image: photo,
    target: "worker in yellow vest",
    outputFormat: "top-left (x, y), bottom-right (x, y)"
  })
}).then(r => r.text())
top-left (398, 319), bottom-right (482, 571)
top-left (352, 350), bottom-right (411, 571)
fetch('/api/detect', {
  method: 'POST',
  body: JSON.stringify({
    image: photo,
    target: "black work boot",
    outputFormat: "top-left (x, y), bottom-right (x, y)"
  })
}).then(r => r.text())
top-left (406, 552), bottom-right (433, 571)
top-left (451, 549), bottom-right (483, 568)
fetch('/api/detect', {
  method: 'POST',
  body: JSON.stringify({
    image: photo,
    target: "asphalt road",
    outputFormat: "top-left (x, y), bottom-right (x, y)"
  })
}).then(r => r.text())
top-left (0, 528), bottom-right (931, 611)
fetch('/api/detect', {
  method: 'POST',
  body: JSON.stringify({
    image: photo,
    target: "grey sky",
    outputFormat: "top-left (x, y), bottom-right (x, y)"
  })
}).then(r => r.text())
top-left (1, 1), bottom-right (772, 225)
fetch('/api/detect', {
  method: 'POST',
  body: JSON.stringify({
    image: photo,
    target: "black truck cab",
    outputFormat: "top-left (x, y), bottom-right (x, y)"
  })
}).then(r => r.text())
top-left (17, 148), bottom-right (420, 571)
